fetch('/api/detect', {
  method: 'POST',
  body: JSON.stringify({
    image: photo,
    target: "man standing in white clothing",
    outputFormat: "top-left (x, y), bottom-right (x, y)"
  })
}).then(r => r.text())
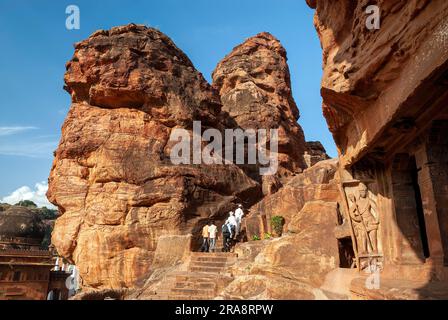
top-left (208, 221), bottom-right (218, 252)
top-left (228, 211), bottom-right (237, 240)
top-left (234, 204), bottom-right (244, 237)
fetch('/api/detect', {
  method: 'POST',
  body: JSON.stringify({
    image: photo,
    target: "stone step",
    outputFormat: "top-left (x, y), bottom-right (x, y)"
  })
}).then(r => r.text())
top-left (190, 261), bottom-right (228, 268)
top-left (190, 257), bottom-right (236, 264)
top-left (167, 273), bottom-right (219, 281)
top-left (191, 252), bottom-right (237, 258)
top-left (150, 294), bottom-right (213, 300)
top-left (149, 246), bottom-right (241, 300)
top-left (192, 254), bottom-right (238, 261)
top-left (191, 256), bottom-right (229, 262)
top-left (193, 260), bottom-right (237, 267)
top-left (167, 295), bottom-right (213, 300)
top-left (171, 287), bottom-right (216, 296)
top-left (188, 265), bottom-right (227, 272)
top-left (189, 266), bottom-right (228, 273)
top-left (174, 281), bottom-right (217, 290)
top-left (154, 287), bottom-right (215, 298)
top-left (154, 287), bottom-right (212, 295)
top-left (167, 271), bottom-right (234, 283)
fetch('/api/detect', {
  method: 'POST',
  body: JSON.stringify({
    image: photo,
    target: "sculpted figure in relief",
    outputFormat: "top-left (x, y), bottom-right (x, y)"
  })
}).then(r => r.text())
top-left (348, 183), bottom-right (379, 255)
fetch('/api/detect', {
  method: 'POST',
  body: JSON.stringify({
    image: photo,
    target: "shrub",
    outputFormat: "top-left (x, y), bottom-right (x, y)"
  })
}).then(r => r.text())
top-left (252, 235), bottom-right (261, 241)
top-left (271, 216), bottom-right (285, 236)
top-left (39, 207), bottom-right (58, 220)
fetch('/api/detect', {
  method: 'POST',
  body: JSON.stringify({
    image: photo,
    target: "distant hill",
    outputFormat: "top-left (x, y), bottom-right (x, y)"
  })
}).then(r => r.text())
top-left (0, 201), bottom-right (59, 249)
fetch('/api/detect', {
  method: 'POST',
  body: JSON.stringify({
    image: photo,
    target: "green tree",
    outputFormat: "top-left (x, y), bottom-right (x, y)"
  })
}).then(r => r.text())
top-left (15, 200), bottom-right (37, 208)
top-left (39, 207), bottom-right (58, 220)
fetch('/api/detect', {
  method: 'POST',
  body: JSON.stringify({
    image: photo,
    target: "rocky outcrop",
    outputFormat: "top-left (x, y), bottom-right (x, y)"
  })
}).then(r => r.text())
top-left (307, 0), bottom-right (448, 166)
top-left (127, 160), bottom-right (344, 300)
top-left (217, 159), bottom-right (343, 299)
top-left (0, 206), bottom-right (46, 242)
top-left (47, 24), bottom-right (262, 289)
top-left (0, 204), bottom-right (57, 250)
top-left (306, 1), bottom-right (448, 300)
top-left (245, 159), bottom-right (340, 238)
top-left (48, 24), bottom-right (328, 291)
top-left (212, 32), bottom-right (308, 182)
top-left (48, 25), bottom-right (320, 288)
top-left (125, 159), bottom-right (344, 300)
top-left (305, 141), bottom-right (330, 168)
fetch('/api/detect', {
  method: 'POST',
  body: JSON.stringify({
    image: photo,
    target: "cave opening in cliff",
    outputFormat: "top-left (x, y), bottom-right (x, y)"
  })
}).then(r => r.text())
top-left (338, 237), bottom-right (356, 268)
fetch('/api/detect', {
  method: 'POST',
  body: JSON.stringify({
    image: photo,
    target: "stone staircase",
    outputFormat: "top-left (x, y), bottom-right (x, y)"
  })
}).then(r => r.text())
top-left (150, 252), bottom-right (237, 300)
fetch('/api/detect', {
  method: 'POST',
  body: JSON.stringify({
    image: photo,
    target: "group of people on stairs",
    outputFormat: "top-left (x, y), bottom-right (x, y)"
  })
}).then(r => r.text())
top-left (200, 204), bottom-right (245, 253)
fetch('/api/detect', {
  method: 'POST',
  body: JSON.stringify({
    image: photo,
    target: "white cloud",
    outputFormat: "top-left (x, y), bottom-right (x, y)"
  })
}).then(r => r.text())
top-left (0, 126), bottom-right (57, 158)
top-left (0, 140), bottom-right (57, 158)
top-left (1, 181), bottom-right (56, 209)
top-left (0, 126), bottom-right (37, 136)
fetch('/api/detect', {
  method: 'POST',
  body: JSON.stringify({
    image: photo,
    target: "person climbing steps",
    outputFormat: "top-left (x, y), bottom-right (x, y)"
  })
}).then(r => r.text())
top-left (208, 221), bottom-right (217, 252)
top-left (235, 204), bottom-right (244, 238)
top-left (200, 222), bottom-right (210, 252)
top-left (221, 219), bottom-right (232, 252)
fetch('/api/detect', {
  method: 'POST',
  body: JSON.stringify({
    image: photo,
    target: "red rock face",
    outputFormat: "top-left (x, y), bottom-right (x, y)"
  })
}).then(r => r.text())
top-left (217, 160), bottom-right (343, 299)
top-left (128, 160), bottom-right (344, 300)
top-left (212, 32), bottom-right (308, 180)
top-left (305, 141), bottom-right (330, 168)
top-left (48, 25), bottom-right (261, 289)
top-left (306, 1), bottom-right (448, 298)
top-left (307, 0), bottom-right (448, 166)
top-left (48, 24), bottom-right (327, 290)
top-left (245, 159), bottom-right (340, 239)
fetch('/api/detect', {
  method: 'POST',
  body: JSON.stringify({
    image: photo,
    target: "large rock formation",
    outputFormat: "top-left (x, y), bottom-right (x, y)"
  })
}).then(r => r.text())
top-left (0, 206), bottom-right (46, 244)
top-left (47, 24), bottom-right (262, 289)
top-left (306, 0), bottom-right (448, 299)
top-left (0, 204), bottom-right (57, 250)
top-left (48, 25), bottom-right (316, 289)
top-left (213, 33), bottom-right (308, 181)
top-left (307, 0), bottom-right (448, 166)
top-left (130, 159), bottom-right (345, 300)
top-left (118, 1), bottom-right (448, 300)
top-left (244, 159), bottom-right (340, 239)
top-left (218, 160), bottom-right (343, 300)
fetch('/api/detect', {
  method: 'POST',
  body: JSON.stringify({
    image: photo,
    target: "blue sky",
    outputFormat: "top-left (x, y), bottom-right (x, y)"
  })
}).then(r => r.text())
top-left (0, 0), bottom-right (335, 206)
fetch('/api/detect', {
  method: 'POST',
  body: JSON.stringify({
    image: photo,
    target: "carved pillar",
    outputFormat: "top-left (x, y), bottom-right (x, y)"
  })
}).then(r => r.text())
top-left (414, 120), bottom-right (448, 265)
top-left (390, 153), bottom-right (428, 264)
top-left (414, 146), bottom-right (444, 264)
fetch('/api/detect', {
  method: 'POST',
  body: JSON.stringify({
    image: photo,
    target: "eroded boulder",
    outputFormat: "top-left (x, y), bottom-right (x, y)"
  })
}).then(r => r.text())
top-left (48, 24), bottom-right (261, 289)
top-left (213, 32), bottom-right (308, 183)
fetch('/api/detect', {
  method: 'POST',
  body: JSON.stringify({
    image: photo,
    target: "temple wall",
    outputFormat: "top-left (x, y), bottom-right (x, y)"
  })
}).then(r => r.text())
top-left (339, 121), bottom-right (448, 282)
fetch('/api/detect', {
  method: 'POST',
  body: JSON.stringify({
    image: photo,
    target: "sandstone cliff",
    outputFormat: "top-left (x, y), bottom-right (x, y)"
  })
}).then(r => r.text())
top-left (130, 159), bottom-right (343, 300)
top-left (219, 159), bottom-right (342, 299)
top-left (245, 159), bottom-right (339, 237)
top-left (307, 0), bottom-right (448, 166)
top-left (48, 24), bottom-right (262, 289)
top-left (48, 25), bottom-right (318, 289)
top-left (213, 32), bottom-right (308, 182)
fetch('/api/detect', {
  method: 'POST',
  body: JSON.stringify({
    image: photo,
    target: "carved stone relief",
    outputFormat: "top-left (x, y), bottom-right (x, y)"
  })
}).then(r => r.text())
top-left (343, 178), bottom-right (383, 271)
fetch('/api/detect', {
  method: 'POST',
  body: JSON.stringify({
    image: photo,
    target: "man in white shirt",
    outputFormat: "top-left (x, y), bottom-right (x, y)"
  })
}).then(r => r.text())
top-left (208, 222), bottom-right (218, 252)
top-left (228, 211), bottom-right (237, 240)
top-left (234, 204), bottom-right (244, 237)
